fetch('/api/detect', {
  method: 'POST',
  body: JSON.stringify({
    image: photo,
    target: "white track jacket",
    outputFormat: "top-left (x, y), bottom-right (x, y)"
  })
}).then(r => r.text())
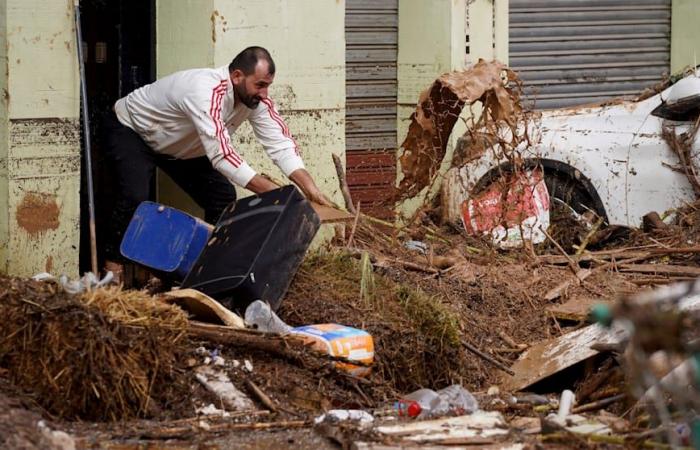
top-left (114, 66), bottom-right (304, 187)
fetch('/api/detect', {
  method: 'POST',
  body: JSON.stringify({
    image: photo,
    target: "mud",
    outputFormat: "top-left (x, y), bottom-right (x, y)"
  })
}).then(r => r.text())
top-left (16, 192), bottom-right (60, 235)
top-left (397, 59), bottom-right (524, 200)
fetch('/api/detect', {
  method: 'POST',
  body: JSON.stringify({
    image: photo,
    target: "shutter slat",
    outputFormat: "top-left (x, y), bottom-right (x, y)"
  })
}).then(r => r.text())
top-left (346, 1), bottom-right (398, 215)
top-left (509, 0), bottom-right (671, 109)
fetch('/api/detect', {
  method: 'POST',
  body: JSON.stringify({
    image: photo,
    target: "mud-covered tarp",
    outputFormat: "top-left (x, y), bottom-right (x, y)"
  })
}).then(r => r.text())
top-left (397, 59), bottom-right (522, 200)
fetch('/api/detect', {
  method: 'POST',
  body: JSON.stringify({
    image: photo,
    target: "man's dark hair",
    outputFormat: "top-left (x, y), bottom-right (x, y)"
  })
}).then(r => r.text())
top-left (229, 46), bottom-right (276, 76)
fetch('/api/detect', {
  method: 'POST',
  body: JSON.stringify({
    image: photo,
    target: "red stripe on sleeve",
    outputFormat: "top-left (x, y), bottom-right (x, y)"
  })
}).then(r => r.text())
top-left (261, 98), bottom-right (299, 155)
top-left (210, 81), bottom-right (243, 167)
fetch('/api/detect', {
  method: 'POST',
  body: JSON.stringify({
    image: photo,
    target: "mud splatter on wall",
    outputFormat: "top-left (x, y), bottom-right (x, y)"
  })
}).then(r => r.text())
top-left (16, 192), bottom-right (60, 236)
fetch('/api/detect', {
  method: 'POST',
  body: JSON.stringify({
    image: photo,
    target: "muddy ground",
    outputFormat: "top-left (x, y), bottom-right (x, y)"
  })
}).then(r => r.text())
top-left (2, 201), bottom-right (699, 448)
top-left (3, 59), bottom-right (698, 446)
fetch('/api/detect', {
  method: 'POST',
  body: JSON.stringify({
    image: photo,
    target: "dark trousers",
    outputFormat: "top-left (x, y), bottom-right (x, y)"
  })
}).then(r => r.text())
top-left (102, 112), bottom-right (236, 261)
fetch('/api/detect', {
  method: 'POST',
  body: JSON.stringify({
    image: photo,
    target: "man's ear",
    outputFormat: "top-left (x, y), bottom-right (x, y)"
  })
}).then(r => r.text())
top-left (230, 69), bottom-right (245, 85)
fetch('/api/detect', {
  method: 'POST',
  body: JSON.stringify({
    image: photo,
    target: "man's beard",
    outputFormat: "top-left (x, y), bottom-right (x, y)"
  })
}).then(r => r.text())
top-left (235, 84), bottom-right (261, 109)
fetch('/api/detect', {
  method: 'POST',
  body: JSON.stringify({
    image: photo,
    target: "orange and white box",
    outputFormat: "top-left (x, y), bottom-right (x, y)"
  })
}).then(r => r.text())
top-left (291, 324), bottom-right (374, 377)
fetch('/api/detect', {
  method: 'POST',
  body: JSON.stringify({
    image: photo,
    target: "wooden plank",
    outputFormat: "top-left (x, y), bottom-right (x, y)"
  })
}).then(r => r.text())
top-left (503, 293), bottom-right (700, 392)
top-left (310, 203), bottom-right (355, 223)
top-left (501, 323), bottom-right (628, 391)
top-left (547, 296), bottom-right (603, 322)
top-left (538, 249), bottom-right (649, 265)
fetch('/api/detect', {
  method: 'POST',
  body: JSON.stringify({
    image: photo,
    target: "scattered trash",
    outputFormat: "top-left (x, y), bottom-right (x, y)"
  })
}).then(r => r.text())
top-left (398, 384), bottom-right (479, 419)
top-left (543, 389), bottom-right (576, 428)
top-left (245, 300), bottom-right (292, 334)
top-left (37, 420), bottom-right (76, 450)
top-left (374, 411), bottom-right (509, 445)
top-left (314, 409), bottom-right (374, 427)
top-left (404, 240), bottom-right (428, 254)
top-left (290, 324), bottom-right (374, 377)
top-left (194, 365), bottom-right (255, 411)
top-left (195, 403), bottom-right (230, 417)
top-left (32, 271), bottom-right (114, 294)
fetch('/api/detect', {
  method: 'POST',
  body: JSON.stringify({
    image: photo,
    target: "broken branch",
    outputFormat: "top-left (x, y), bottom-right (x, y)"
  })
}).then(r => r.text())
top-left (462, 340), bottom-right (515, 376)
top-left (332, 153), bottom-right (357, 214)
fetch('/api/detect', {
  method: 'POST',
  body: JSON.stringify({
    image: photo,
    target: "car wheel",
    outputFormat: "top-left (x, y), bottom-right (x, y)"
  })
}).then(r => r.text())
top-left (543, 171), bottom-right (604, 250)
top-left (544, 171), bottom-right (603, 218)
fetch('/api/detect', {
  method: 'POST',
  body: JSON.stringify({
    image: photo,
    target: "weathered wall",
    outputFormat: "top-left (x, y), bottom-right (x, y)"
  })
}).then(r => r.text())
top-left (0, 0), bottom-right (9, 271)
top-left (671, 0), bottom-right (700, 73)
top-left (156, 0), bottom-right (346, 228)
top-left (397, 0), bottom-right (506, 218)
top-left (156, 0), bottom-right (215, 76)
top-left (396, 0), bottom-right (462, 216)
top-left (0, 0), bottom-right (80, 277)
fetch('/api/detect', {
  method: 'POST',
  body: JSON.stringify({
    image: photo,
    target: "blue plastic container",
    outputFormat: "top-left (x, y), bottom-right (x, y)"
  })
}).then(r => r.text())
top-left (120, 201), bottom-right (213, 279)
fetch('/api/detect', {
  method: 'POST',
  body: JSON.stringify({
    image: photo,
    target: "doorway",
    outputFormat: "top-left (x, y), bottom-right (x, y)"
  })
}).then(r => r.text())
top-left (78, 0), bottom-right (156, 274)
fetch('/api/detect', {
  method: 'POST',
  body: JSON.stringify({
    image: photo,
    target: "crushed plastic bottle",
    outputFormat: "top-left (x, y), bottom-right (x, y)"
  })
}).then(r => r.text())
top-left (244, 300), bottom-right (292, 334)
top-left (399, 385), bottom-right (479, 419)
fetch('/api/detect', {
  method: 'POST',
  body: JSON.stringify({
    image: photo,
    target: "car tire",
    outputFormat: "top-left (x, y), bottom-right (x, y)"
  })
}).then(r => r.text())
top-left (543, 171), bottom-right (601, 219)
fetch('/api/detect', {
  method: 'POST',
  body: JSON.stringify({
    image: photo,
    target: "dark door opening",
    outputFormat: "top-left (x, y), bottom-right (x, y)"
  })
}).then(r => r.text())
top-left (78, 0), bottom-right (156, 274)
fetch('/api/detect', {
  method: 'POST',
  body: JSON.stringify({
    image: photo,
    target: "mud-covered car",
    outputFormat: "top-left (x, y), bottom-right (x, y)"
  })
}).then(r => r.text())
top-left (442, 70), bottom-right (700, 228)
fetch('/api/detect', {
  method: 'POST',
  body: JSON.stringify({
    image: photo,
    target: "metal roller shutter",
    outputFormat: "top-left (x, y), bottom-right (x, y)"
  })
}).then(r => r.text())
top-left (345, 0), bottom-right (398, 217)
top-left (509, 0), bottom-right (671, 109)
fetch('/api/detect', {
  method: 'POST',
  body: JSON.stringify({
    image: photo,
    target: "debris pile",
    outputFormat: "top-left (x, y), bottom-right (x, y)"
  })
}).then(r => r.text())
top-left (397, 59), bottom-right (528, 200)
top-left (3, 61), bottom-right (700, 449)
top-left (0, 279), bottom-right (192, 421)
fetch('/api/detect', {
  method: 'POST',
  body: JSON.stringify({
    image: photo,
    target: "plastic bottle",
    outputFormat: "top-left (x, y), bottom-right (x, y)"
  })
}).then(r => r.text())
top-left (244, 300), bottom-right (292, 334)
top-left (397, 385), bottom-right (479, 419)
top-left (394, 399), bottom-right (423, 418)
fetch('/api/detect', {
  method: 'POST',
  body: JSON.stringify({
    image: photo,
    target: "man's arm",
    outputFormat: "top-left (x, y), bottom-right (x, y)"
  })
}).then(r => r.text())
top-left (181, 84), bottom-right (257, 187)
top-left (248, 98), bottom-right (332, 205)
top-left (288, 168), bottom-right (333, 206)
top-left (245, 170), bottom-right (332, 206)
top-left (245, 174), bottom-right (279, 194)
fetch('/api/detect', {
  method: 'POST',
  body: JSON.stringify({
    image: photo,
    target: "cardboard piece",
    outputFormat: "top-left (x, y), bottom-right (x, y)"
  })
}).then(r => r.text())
top-left (162, 288), bottom-right (245, 329)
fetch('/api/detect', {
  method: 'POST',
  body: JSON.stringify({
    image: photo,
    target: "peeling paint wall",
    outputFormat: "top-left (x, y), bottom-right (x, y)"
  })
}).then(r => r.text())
top-left (156, 0), bottom-right (346, 234)
top-left (671, 0), bottom-right (700, 73)
top-left (0, 0), bottom-right (80, 277)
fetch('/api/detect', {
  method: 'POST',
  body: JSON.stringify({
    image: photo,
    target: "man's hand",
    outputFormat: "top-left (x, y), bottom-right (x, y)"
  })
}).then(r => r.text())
top-left (289, 169), bottom-right (333, 207)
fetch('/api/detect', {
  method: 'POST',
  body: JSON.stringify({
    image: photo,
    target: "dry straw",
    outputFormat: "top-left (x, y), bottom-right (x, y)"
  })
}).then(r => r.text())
top-left (0, 279), bottom-right (190, 421)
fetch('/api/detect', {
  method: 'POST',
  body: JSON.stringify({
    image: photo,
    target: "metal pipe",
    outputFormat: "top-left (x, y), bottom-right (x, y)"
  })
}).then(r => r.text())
top-left (74, 1), bottom-right (99, 275)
